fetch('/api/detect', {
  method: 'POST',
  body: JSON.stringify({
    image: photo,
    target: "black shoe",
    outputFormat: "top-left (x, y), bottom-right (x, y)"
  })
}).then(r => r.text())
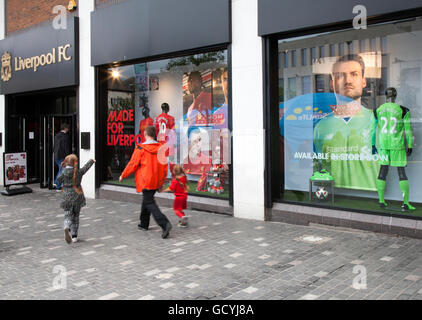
top-left (138, 224), bottom-right (148, 231)
top-left (162, 223), bottom-right (172, 239)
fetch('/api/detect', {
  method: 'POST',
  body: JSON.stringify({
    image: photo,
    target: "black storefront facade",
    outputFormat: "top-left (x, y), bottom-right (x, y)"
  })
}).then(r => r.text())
top-left (0, 16), bottom-right (79, 189)
top-left (92, 0), bottom-right (234, 214)
top-left (260, 0), bottom-right (422, 237)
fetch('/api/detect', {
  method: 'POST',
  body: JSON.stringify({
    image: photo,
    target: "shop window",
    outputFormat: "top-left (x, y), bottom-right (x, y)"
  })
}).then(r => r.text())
top-left (276, 17), bottom-right (422, 217)
top-left (102, 50), bottom-right (230, 199)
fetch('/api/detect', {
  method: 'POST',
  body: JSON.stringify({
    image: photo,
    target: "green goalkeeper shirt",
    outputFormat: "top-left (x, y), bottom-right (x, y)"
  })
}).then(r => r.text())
top-left (372, 102), bottom-right (413, 150)
top-left (313, 106), bottom-right (379, 191)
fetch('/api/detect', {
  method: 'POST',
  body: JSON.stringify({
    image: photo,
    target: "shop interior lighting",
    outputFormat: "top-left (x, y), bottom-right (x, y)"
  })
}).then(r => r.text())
top-left (112, 70), bottom-right (120, 79)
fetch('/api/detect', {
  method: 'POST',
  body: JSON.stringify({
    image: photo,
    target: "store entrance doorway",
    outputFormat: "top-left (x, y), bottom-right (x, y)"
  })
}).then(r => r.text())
top-left (6, 88), bottom-right (78, 189)
top-left (40, 114), bottom-right (77, 189)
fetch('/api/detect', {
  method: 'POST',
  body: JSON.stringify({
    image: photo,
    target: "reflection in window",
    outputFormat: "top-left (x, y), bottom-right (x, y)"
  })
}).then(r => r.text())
top-left (302, 76), bottom-right (311, 94)
top-left (311, 47), bottom-right (316, 63)
top-left (315, 74), bottom-right (325, 93)
top-left (347, 41), bottom-right (353, 54)
top-left (339, 43), bottom-right (345, 56)
top-left (381, 36), bottom-right (387, 52)
top-left (359, 39), bottom-right (366, 52)
top-left (301, 48), bottom-right (307, 66)
top-left (288, 77), bottom-right (296, 99)
top-left (319, 46), bottom-right (325, 58)
top-left (370, 38), bottom-right (377, 52)
top-left (292, 50), bottom-right (297, 67)
top-left (329, 44), bottom-right (335, 57)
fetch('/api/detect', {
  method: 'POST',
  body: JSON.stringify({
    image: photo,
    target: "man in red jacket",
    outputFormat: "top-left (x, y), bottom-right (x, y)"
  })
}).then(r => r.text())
top-left (119, 126), bottom-right (172, 239)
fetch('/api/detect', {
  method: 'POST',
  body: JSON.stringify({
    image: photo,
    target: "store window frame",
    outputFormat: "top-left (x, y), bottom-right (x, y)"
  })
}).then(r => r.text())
top-left (263, 7), bottom-right (422, 220)
top-left (95, 44), bottom-right (234, 206)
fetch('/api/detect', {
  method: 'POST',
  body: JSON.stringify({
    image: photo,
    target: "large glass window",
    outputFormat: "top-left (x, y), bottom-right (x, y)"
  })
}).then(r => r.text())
top-left (277, 17), bottom-right (422, 217)
top-left (102, 50), bottom-right (230, 199)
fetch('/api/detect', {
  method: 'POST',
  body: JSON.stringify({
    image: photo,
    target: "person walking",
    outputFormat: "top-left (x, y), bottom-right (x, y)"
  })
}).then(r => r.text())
top-left (163, 164), bottom-right (189, 227)
top-left (119, 126), bottom-right (172, 239)
top-left (54, 123), bottom-right (71, 190)
top-left (57, 154), bottom-right (95, 244)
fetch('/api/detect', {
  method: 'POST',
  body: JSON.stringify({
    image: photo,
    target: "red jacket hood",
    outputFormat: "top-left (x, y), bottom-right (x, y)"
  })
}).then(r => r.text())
top-left (138, 142), bottom-right (163, 155)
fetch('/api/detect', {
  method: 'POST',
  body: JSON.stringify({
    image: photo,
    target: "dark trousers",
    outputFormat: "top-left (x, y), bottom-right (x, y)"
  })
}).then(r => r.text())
top-left (54, 158), bottom-right (64, 188)
top-left (140, 189), bottom-right (169, 230)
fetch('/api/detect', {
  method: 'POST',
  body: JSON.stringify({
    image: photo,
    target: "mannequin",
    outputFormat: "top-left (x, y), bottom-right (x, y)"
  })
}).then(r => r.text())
top-left (154, 103), bottom-right (175, 142)
top-left (373, 87), bottom-right (414, 210)
top-left (139, 106), bottom-right (154, 143)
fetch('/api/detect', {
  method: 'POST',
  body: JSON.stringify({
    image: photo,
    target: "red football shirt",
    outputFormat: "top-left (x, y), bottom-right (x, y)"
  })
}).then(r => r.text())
top-left (139, 117), bottom-right (154, 143)
top-left (169, 175), bottom-right (188, 197)
top-left (154, 113), bottom-right (175, 142)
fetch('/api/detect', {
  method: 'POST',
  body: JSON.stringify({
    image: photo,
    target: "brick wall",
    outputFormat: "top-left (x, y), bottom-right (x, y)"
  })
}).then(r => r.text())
top-left (7, 0), bottom-right (78, 35)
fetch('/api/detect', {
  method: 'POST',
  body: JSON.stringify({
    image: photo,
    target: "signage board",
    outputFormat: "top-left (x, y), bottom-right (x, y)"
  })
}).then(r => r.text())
top-left (3, 152), bottom-right (28, 186)
top-left (0, 17), bottom-right (79, 94)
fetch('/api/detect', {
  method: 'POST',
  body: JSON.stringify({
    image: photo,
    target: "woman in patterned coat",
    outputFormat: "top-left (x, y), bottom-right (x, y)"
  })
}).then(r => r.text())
top-left (57, 154), bottom-right (95, 244)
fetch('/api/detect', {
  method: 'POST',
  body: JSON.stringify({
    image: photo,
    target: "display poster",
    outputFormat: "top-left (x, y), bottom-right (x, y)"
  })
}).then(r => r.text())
top-left (280, 52), bottom-right (386, 192)
top-left (107, 91), bottom-right (139, 147)
top-left (4, 152), bottom-right (27, 186)
top-left (181, 68), bottom-right (229, 177)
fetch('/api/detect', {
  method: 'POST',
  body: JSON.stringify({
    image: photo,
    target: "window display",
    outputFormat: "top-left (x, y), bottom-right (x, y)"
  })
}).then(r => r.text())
top-left (102, 50), bottom-right (230, 199)
top-left (373, 87), bottom-right (414, 210)
top-left (278, 17), bottom-right (422, 217)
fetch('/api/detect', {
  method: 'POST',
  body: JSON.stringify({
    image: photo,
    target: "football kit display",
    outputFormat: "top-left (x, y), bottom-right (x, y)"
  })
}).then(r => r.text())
top-left (154, 113), bottom-right (175, 142)
top-left (373, 100), bottom-right (414, 210)
top-left (313, 106), bottom-right (379, 191)
top-left (139, 117), bottom-right (154, 143)
top-left (373, 102), bottom-right (413, 167)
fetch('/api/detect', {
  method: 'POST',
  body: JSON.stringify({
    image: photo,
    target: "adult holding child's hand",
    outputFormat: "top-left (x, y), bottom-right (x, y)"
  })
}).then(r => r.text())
top-left (119, 126), bottom-right (172, 239)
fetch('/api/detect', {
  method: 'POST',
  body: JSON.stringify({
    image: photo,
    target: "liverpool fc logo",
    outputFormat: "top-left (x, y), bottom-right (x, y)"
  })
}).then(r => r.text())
top-left (1, 52), bottom-right (12, 82)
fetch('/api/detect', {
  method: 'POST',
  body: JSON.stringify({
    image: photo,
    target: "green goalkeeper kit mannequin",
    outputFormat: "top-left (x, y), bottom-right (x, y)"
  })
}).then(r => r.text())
top-left (372, 87), bottom-right (415, 211)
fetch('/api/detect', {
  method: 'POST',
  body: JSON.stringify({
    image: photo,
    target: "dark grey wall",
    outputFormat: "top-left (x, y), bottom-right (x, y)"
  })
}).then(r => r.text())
top-left (258, 0), bottom-right (422, 36)
top-left (91, 0), bottom-right (230, 66)
top-left (0, 17), bottom-right (79, 95)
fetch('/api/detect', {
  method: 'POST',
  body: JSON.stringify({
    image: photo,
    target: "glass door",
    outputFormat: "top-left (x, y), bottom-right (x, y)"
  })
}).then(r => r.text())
top-left (39, 114), bottom-right (77, 189)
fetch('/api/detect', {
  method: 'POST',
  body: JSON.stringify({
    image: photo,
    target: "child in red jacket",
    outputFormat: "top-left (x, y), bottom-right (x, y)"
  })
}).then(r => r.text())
top-left (163, 164), bottom-right (189, 227)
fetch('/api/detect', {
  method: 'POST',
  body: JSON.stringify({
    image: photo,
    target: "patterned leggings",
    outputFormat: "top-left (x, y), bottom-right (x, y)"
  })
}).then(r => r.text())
top-left (63, 209), bottom-right (80, 237)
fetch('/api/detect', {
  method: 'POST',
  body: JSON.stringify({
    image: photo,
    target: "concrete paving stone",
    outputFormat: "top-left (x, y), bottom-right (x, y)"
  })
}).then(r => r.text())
top-left (1, 187), bottom-right (422, 300)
